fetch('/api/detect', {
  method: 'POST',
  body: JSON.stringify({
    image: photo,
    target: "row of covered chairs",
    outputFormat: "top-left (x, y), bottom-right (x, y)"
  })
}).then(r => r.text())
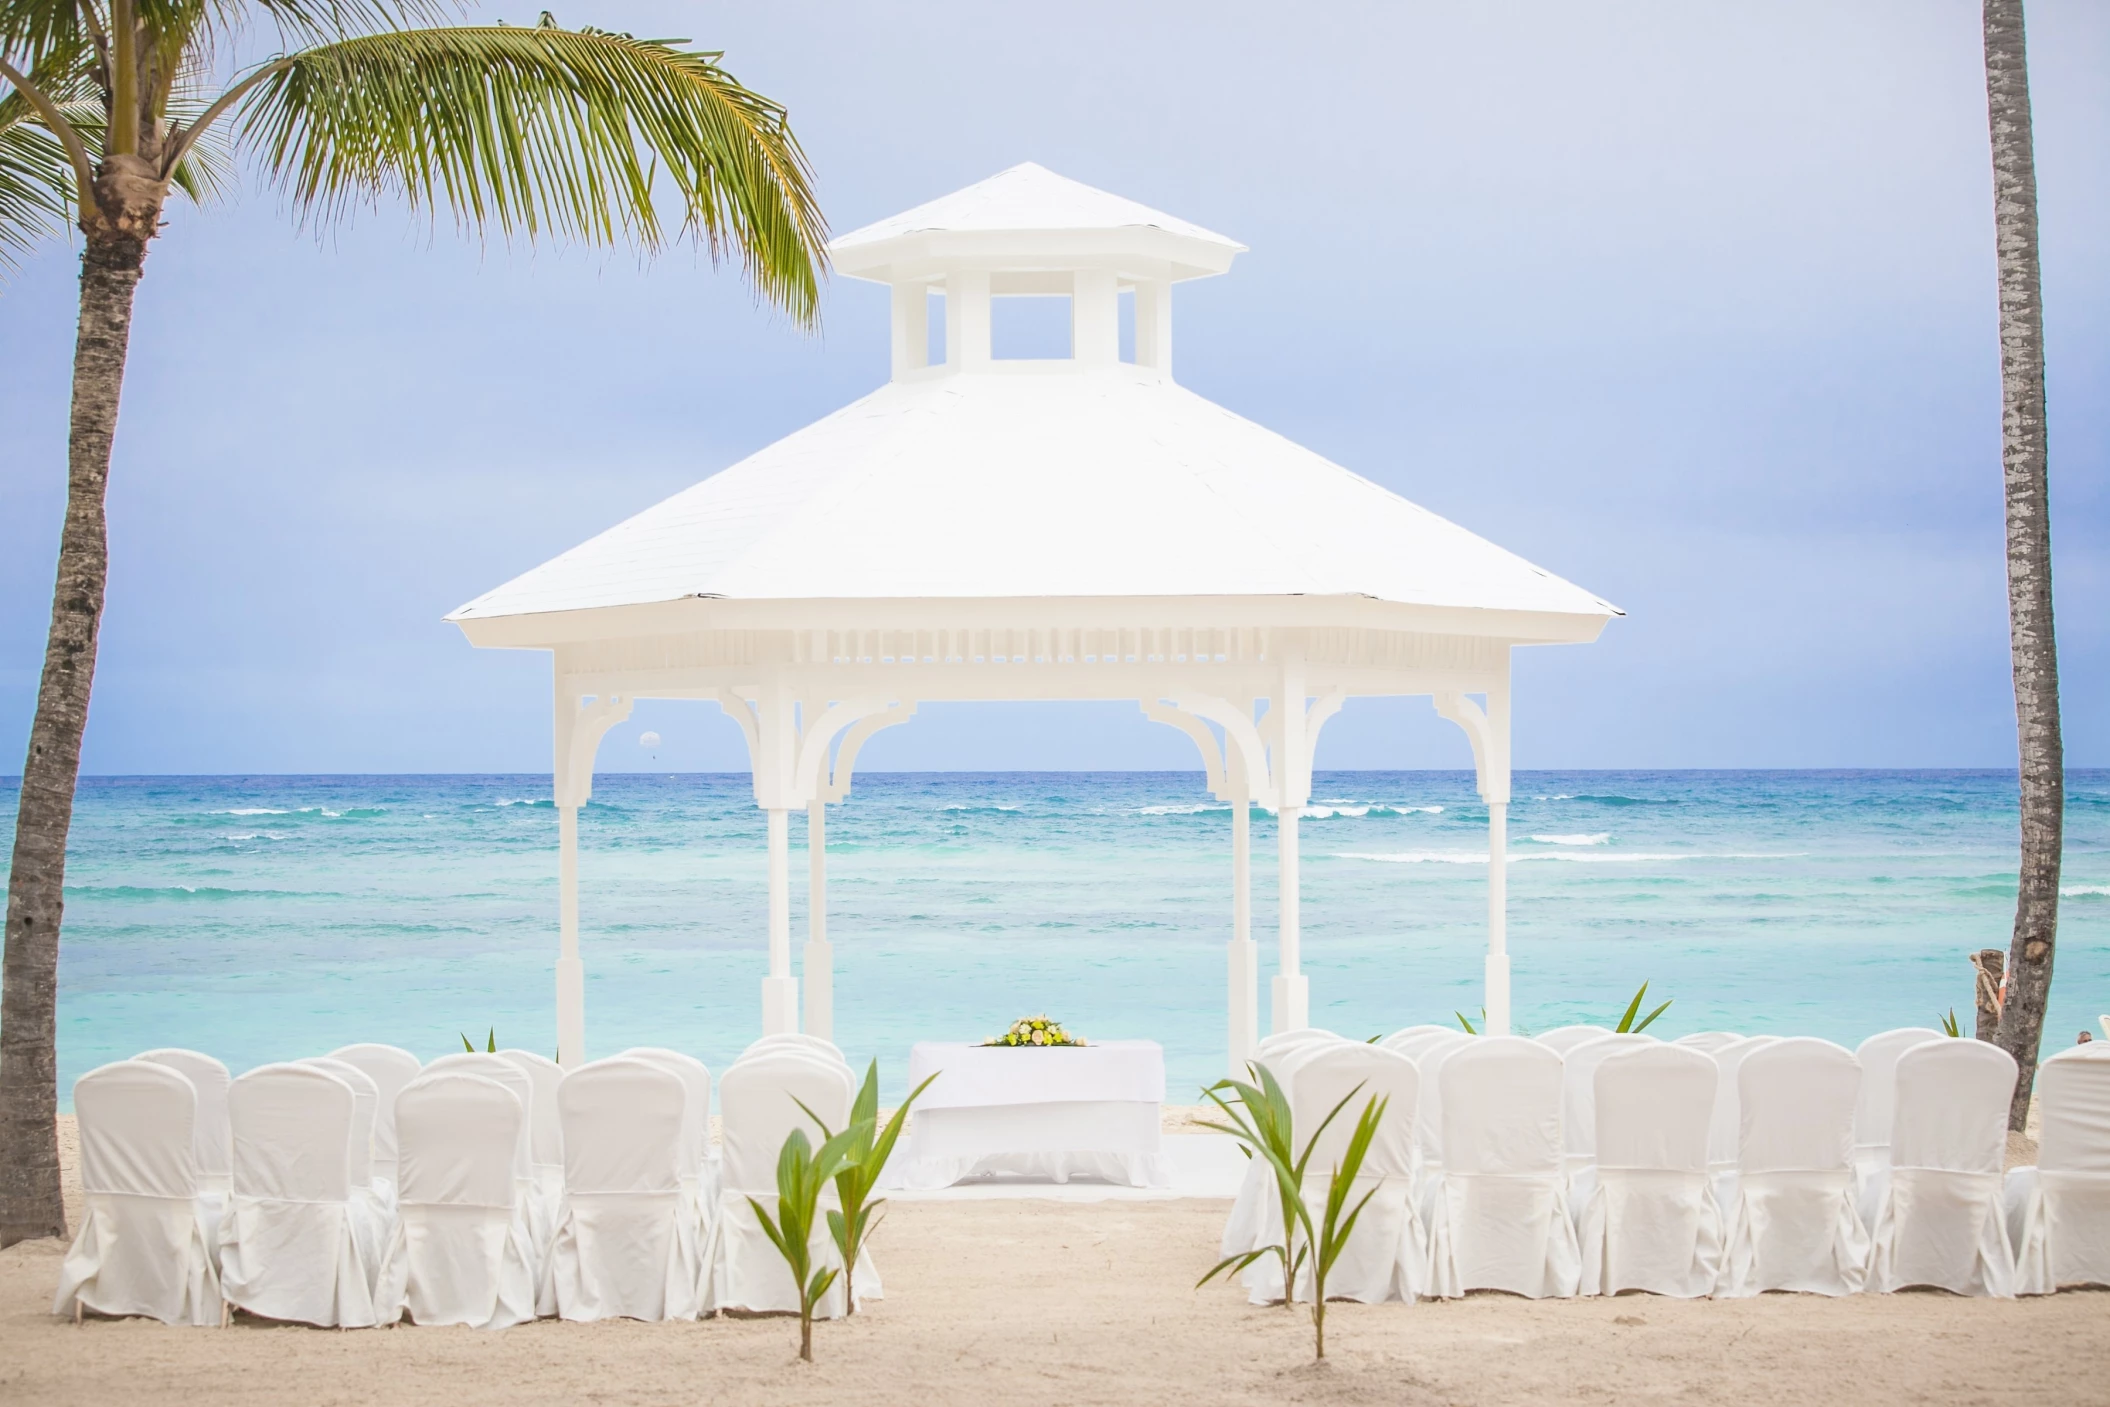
top-left (1221, 1024), bottom-right (2110, 1303)
top-left (54, 1032), bottom-right (873, 1327)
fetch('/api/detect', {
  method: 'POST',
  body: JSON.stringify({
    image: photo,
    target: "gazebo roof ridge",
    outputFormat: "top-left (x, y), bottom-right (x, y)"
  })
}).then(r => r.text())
top-left (829, 162), bottom-right (1246, 284)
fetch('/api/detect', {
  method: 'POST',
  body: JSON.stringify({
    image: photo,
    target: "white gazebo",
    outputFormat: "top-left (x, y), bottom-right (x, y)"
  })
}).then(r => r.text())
top-left (449, 162), bottom-right (1619, 1069)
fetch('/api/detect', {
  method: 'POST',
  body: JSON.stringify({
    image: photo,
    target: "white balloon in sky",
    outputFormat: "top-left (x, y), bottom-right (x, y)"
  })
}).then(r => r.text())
top-left (640, 731), bottom-right (662, 749)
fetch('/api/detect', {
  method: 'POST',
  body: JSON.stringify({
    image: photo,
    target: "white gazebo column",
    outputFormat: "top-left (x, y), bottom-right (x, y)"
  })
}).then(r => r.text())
top-left (1483, 682), bottom-right (1513, 1037)
top-left (748, 685), bottom-right (800, 1035)
top-left (1271, 659), bottom-right (1310, 1034)
top-left (551, 683), bottom-right (631, 1066)
top-left (1228, 754), bottom-right (1259, 1075)
top-left (764, 806), bottom-right (795, 1032)
top-left (803, 802), bottom-right (832, 1040)
top-left (1435, 675), bottom-right (1514, 1036)
top-left (556, 804), bottom-right (584, 1064)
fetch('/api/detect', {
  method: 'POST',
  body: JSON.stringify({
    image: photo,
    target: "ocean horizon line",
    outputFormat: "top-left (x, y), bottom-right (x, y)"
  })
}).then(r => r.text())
top-left (7, 765), bottom-right (2109, 784)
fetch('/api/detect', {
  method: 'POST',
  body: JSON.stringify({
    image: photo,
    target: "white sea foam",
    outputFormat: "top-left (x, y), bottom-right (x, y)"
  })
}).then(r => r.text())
top-left (1335, 850), bottom-right (1798, 865)
top-left (1529, 833), bottom-right (1611, 846)
top-left (2064, 884), bottom-right (2110, 898)
top-left (1136, 804), bottom-right (1225, 816)
top-left (216, 807), bottom-right (289, 816)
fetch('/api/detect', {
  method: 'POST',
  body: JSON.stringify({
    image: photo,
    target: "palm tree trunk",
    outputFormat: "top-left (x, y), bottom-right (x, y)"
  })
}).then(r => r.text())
top-left (0, 231), bottom-right (147, 1246)
top-left (1980, 0), bottom-right (2063, 1132)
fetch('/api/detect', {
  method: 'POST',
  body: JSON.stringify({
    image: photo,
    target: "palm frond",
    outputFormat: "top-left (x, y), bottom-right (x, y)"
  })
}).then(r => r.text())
top-left (0, 0), bottom-right (92, 63)
top-left (237, 22), bottom-right (826, 321)
top-left (0, 43), bottom-right (81, 274)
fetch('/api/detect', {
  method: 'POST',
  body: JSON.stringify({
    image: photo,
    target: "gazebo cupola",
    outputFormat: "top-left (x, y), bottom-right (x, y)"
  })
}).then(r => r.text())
top-left (829, 161), bottom-right (1244, 381)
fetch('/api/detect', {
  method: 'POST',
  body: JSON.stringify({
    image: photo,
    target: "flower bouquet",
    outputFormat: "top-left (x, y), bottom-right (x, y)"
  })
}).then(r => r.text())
top-left (984, 1015), bottom-right (1086, 1048)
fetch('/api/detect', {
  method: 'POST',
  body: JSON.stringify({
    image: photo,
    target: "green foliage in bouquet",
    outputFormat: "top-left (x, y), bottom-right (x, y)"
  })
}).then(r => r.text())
top-left (797, 1059), bottom-right (939, 1316)
top-left (984, 1015), bottom-right (1087, 1047)
top-left (748, 1123), bottom-right (860, 1362)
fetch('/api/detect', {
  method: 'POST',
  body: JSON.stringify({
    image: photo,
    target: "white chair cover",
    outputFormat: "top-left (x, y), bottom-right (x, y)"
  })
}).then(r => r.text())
top-left (1577, 1045), bottom-right (1722, 1297)
top-left (1536, 1025), bottom-right (1612, 1056)
top-left (135, 1048), bottom-right (231, 1244)
top-left (716, 1050), bottom-right (868, 1316)
top-left (218, 1063), bottom-right (378, 1327)
top-left (1404, 1033), bottom-right (1474, 1227)
top-left (499, 1049), bottom-right (567, 1206)
top-left (742, 1033), bottom-right (851, 1068)
top-left (54, 1061), bottom-right (222, 1325)
top-left (542, 1056), bottom-right (702, 1321)
top-left (1673, 1032), bottom-right (1742, 1054)
top-left (1705, 1036), bottom-right (1776, 1214)
top-left (1427, 1037), bottom-right (1579, 1298)
top-left (1866, 1038), bottom-right (2016, 1296)
top-left (301, 1057), bottom-right (391, 1284)
top-left (1559, 1033), bottom-right (1657, 1215)
top-left (2007, 1046), bottom-right (2110, 1292)
top-left (1851, 1027), bottom-right (1946, 1219)
top-left (1242, 1043), bottom-right (1424, 1305)
top-left (1379, 1025), bottom-right (1456, 1049)
top-left (1255, 1028), bottom-right (1339, 1062)
top-left (327, 1044), bottom-right (421, 1196)
top-left (375, 1073), bottom-right (537, 1328)
top-left (1718, 1038), bottom-right (1867, 1297)
top-left (1220, 1031), bottom-right (1353, 1258)
top-left (621, 1047), bottom-right (717, 1310)
top-left (422, 1053), bottom-right (549, 1265)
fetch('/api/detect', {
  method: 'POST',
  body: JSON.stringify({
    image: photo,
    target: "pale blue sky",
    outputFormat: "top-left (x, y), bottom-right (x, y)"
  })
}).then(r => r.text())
top-left (1, 0), bottom-right (2104, 775)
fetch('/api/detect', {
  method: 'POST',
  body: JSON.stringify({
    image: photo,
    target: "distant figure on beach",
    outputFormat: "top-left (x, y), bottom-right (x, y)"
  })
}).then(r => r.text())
top-left (2080, 1031), bottom-right (2095, 1044)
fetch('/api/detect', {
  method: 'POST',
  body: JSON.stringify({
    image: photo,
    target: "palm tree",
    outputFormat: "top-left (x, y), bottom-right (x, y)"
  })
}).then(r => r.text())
top-left (1979, 0), bottom-right (2062, 1130)
top-left (0, 0), bottom-right (825, 1246)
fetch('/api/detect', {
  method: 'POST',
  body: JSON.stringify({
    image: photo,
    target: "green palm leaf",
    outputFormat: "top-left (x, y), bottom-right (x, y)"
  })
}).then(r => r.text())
top-left (0, 80), bottom-right (70, 271)
top-left (236, 19), bottom-right (826, 319)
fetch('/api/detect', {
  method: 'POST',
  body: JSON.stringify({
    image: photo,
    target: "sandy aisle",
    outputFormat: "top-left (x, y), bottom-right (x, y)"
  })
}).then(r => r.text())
top-left (6, 1120), bottom-right (2105, 1407)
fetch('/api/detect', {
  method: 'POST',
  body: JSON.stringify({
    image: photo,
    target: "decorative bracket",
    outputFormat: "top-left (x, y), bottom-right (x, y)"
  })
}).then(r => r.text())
top-left (1140, 701), bottom-right (1229, 801)
top-left (554, 688), bottom-right (634, 810)
top-left (820, 703), bottom-right (917, 804)
top-left (1433, 691), bottom-right (1509, 805)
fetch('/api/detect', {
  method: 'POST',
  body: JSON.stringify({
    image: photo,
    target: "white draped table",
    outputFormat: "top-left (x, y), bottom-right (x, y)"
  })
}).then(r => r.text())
top-left (883, 1040), bottom-right (1170, 1190)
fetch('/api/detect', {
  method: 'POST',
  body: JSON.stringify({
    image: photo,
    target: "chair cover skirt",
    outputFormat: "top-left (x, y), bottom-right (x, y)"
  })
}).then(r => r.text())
top-left (1718, 1169), bottom-right (1869, 1297)
top-left (56, 1193), bottom-right (223, 1326)
top-left (1869, 1169), bottom-right (2013, 1297)
top-left (1429, 1171), bottom-right (1580, 1298)
top-left (1578, 1169), bottom-right (1723, 1298)
top-left (219, 1198), bottom-right (378, 1327)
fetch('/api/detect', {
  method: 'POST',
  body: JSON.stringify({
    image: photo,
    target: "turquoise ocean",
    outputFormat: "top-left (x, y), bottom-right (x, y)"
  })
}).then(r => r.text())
top-left (10, 770), bottom-right (2109, 1106)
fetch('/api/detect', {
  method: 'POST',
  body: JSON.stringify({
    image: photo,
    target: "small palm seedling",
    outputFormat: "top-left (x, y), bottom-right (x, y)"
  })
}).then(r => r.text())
top-left (748, 1124), bottom-right (859, 1362)
top-left (1455, 1007), bottom-right (1484, 1034)
top-left (460, 1027), bottom-right (498, 1053)
top-left (1194, 1067), bottom-right (1364, 1318)
top-left (1307, 1094), bottom-right (1388, 1360)
top-left (798, 1061), bottom-right (938, 1315)
top-left (1614, 982), bottom-right (1672, 1034)
top-left (1941, 1008), bottom-right (1963, 1037)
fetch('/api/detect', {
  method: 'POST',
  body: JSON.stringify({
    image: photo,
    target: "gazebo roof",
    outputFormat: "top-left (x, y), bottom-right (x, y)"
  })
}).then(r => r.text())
top-left (449, 164), bottom-right (1618, 647)
top-left (447, 369), bottom-right (1618, 628)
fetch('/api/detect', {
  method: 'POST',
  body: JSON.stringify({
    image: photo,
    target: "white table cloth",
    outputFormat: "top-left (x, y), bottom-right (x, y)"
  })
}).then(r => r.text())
top-left (885, 1040), bottom-right (1169, 1190)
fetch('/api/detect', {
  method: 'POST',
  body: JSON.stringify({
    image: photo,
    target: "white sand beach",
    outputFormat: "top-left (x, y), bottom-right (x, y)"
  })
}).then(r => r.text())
top-left (6, 1117), bottom-right (2103, 1407)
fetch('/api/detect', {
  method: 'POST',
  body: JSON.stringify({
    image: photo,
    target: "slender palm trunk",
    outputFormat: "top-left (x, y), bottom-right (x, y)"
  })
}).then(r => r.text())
top-left (0, 231), bottom-right (147, 1246)
top-left (1981, 0), bottom-right (2062, 1131)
